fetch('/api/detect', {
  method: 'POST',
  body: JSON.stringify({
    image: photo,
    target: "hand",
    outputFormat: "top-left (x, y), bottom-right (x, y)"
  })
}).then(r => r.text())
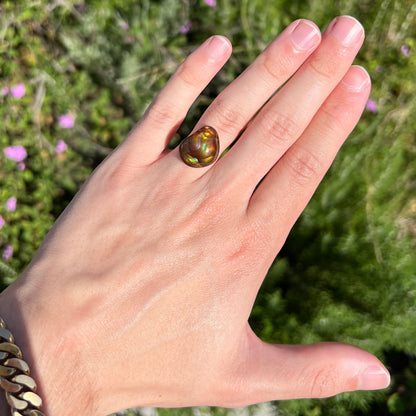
top-left (0, 16), bottom-right (390, 416)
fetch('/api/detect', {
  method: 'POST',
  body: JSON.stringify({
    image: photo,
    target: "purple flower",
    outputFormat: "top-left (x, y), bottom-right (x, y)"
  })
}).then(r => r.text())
top-left (11, 83), bottom-right (26, 99)
top-left (119, 20), bottom-right (129, 31)
top-left (124, 35), bottom-right (135, 44)
top-left (2, 245), bottom-right (13, 262)
top-left (2, 86), bottom-right (9, 96)
top-left (400, 45), bottom-right (411, 57)
top-left (366, 99), bottom-right (377, 114)
top-left (17, 162), bottom-right (26, 171)
top-left (3, 145), bottom-right (27, 162)
top-left (180, 21), bottom-right (192, 34)
top-left (5, 197), bottom-right (17, 212)
top-left (55, 139), bottom-right (68, 154)
top-left (0, 215), bottom-right (4, 230)
top-left (204, 0), bottom-right (216, 6)
top-left (58, 114), bottom-right (75, 129)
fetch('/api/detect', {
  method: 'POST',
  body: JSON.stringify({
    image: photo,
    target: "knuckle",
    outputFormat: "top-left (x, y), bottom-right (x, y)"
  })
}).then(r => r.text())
top-left (176, 60), bottom-right (201, 87)
top-left (182, 184), bottom-right (229, 237)
top-left (285, 147), bottom-right (323, 186)
top-left (96, 154), bottom-right (140, 192)
top-left (261, 52), bottom-right (288, 83)
top-left (319, 102), bottom-right (355, 134)
top-left (310, 368), bottom-right (339, 398)
top-left (145, 98), bottom-right (180, 129)
top-left (307, 54), bottom-right (339, 85)
top-left (309, 365), bottom-right (358, 398)
top-left (260, 110), bottom-right (299, 150)
top-left (213, 98), bottom-right (247, 132)
top-left (225, 223), bottom-right (266, 267)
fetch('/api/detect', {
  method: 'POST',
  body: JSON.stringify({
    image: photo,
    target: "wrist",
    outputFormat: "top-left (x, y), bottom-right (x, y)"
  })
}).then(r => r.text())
top-left (0, 273), bottom-right (97, 416)
top-left (0, 282), bottom-right (35, 415)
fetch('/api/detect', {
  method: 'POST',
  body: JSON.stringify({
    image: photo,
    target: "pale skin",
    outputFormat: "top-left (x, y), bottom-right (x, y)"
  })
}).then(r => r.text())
top-left (0, 16), bottom-right (390, 416)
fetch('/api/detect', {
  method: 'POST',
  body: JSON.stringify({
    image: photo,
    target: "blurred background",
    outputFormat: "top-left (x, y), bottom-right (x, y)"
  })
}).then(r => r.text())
top-left (0, 0), bottom-right (415, 415)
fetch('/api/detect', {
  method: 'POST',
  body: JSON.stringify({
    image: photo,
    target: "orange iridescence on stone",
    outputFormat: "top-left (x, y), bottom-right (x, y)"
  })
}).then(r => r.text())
top-left (179, 126), bottom-right (219, 167)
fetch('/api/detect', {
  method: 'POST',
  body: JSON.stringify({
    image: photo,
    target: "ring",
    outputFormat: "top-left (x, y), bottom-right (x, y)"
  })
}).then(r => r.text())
top-left (179, 126), bottom-right (219, 168)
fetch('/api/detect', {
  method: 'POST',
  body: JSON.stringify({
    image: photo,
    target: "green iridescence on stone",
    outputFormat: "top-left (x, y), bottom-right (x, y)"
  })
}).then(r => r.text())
top-left (179, 126), bottom-right (219, 167)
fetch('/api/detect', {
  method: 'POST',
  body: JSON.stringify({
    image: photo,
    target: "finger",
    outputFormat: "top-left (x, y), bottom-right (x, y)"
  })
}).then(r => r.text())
top-left (121, 35), bottom-right (232, 165)
top-left (166, 19), bottom-right (321, 176)
top-left (223, 335), bottom-right (390, 407)
top-left (247, 65), bottom-right (371, 251)
top-left (197, 20), bottom-right (321, 153)
top-left (213, 16), bottom-right (365, 194)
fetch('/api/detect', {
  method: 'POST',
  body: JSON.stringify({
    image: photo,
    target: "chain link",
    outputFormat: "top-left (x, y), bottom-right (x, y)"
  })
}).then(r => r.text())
top-left (0, 317), bottom-right (45, 416)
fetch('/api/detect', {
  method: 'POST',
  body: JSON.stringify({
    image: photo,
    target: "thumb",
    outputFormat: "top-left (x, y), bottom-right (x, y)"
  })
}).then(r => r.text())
top-left (224, 332), bottom-right (390, 407)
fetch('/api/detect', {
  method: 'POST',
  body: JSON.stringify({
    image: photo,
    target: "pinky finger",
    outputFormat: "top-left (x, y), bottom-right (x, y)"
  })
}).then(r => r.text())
top-left (122, 36), bottom-right (232, 165)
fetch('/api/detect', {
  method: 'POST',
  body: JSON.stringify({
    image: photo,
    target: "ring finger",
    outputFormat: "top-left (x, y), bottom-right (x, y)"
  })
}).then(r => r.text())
top-left (164, 19), bottom-right (321, 175)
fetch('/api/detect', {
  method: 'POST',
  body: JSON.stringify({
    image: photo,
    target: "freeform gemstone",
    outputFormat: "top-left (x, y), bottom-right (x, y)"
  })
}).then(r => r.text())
top-left (179, 126), bottom-right (219, 168)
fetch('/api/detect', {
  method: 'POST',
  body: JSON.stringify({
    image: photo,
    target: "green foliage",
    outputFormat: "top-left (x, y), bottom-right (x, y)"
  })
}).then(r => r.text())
top-left (1, 0), bottom-right (415, 415)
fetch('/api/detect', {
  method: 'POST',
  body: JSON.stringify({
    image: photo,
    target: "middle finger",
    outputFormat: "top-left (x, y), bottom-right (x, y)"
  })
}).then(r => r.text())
top-left (196, 19), bottom-right (322, 141)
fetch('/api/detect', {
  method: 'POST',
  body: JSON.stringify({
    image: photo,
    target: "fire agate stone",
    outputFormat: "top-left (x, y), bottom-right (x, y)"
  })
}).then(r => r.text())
top-left (179, 126), bottom-right (219, 167)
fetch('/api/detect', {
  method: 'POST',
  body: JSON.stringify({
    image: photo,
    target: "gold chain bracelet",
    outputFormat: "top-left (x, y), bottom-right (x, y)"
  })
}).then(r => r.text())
top-left (0, 317), bottom-right (44, 416)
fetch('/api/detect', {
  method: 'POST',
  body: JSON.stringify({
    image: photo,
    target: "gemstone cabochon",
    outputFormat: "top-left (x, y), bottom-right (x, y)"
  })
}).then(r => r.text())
top-left (179, 126), bottom-right (219, 167)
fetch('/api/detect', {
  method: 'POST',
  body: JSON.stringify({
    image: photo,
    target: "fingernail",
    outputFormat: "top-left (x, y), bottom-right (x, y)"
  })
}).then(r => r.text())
top-left (359, 365), bottom-right (391, 390)
top-left (290, 20), bottom-right (321, 51)
top-left (328, 15), bottom-right (364, 47)
top-left (341, 65), bottom-right (371, 92)
top-left (205, 35), bottom-right (231, 61)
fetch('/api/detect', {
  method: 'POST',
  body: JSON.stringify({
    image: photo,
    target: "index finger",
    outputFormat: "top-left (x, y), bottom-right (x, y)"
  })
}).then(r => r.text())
top-left (122, 35), bottom-right (232, 165)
